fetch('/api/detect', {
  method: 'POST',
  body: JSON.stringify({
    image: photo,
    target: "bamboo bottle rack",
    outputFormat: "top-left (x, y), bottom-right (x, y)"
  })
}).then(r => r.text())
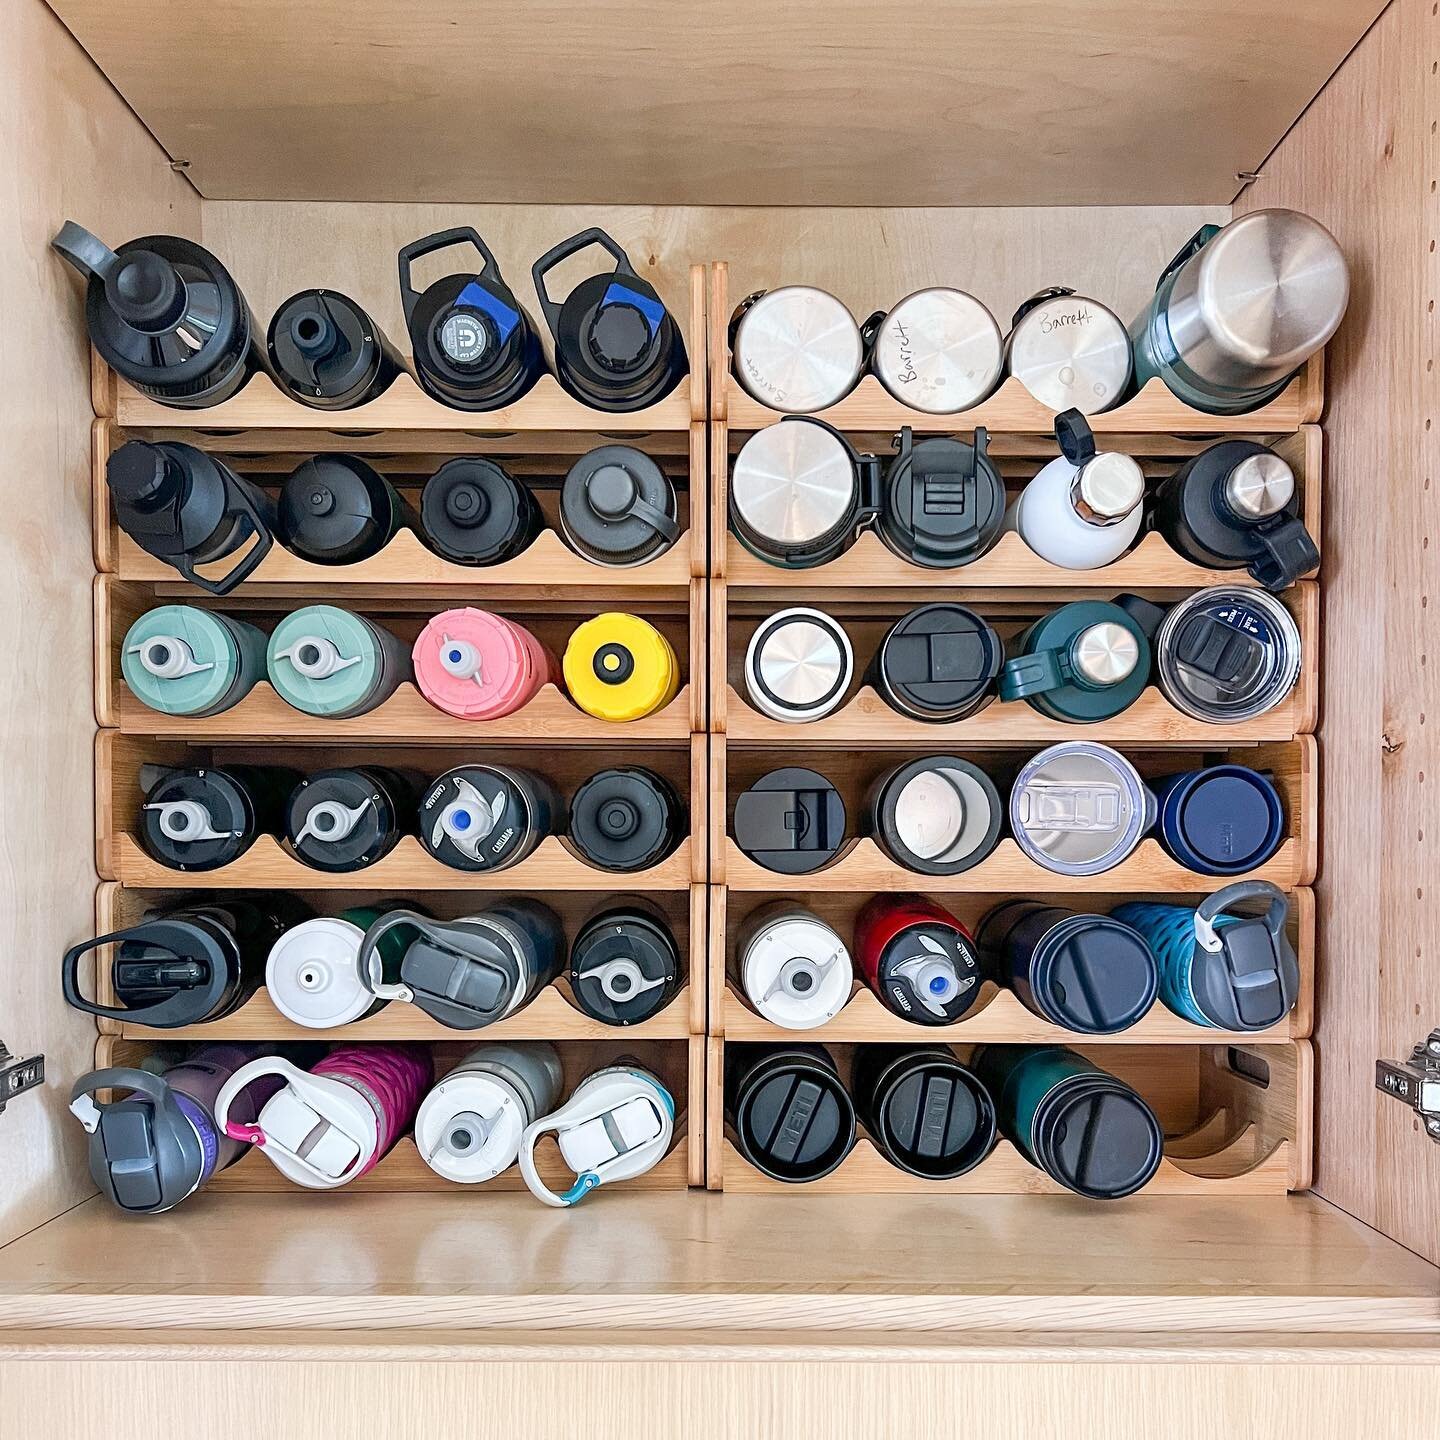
top-left (703, 260), bottom-right (1320, 1196)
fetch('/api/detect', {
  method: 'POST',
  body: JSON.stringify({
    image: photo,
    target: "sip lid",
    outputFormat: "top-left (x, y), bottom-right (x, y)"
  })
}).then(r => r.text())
top-left (285, 767), bottom-right (409, 872)
top-left (569, 766), bottom-right (682, 872)
top-left (420, 458), bottom-right (536, 566)
top-left (859, 1049), bottom-right (997, 1179)
top-left (267, 289), bottom-right (392, 406)
top-left (563, 613), bottom-right (678, 721)
top-left (267, 606), bottom-right (388, 717)
top-left (416, 1068), bottom-right (531, 1184)
top-left (561, 446), bottom-right (679, 566)
top-left (740, 909), bottom-right (854, 1029)
top-left (122, 607), bottom-right (258, 716)
top-left (876, 603), bottom-right (1003, 721)
top-left (413, 607), bottom-right (544, 719)
top-left (733, 767), bottom-right (846, 875)
top-left (1010, 742), bottom-right (1155, 875)
top-left (1155, 588), bottom-right (1302, 722)
top-left (569, 906), bottom-right (681, 1025)
top-left (140, 767), bottom-right (256, 871)
top-left (871, 756), bottom-right (1002, 874)
top-left (419, 766), bottom-right (547, 872)
top-left (1034, 1072), bottom-right (1164, 1199)
top-left (276, 455), bottom-right (399, 565)
top-left (881, 427), bottom-right (1006, 568)
top-left (730, 1048), bottom-right (856, 1182)
top-left (866, 908), bottom-right (984, 1025)
top-left (265, 914), bottom-right (380, 1029)
top-left (745, 608), bottom-right (854, 723)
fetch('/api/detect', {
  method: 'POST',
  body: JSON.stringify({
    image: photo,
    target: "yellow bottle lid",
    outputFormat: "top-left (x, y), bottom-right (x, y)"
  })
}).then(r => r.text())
top-left (564, 613), bottom-right (680, 722)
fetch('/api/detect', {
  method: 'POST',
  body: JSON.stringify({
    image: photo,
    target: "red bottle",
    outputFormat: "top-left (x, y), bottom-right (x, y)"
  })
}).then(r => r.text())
top-left (853, 894), bottom-right (983, 1025)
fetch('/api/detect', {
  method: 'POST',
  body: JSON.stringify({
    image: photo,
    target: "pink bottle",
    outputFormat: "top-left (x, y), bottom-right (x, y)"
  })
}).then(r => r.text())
top-left (412, 606), bottom-right (557, 720)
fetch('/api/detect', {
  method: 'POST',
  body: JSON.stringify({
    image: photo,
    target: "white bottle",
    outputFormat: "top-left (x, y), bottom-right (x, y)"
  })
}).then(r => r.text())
top-left (1009, 412), bottom-right (1145, 569)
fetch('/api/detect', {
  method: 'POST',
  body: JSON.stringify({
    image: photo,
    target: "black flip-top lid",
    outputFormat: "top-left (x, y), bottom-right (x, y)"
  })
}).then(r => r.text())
top-left (569, 907), bottom-right (680, 1025)
top-left (139, 767), bottom-right (258, 872)
top-left (561, 446), bottom-right (678, 564)
top-left (267, 290), bottom-right (379, 402)
top-left (1034, 1074), bottom-right (1164, 1199)
top-left (285, 766), bottom-right (410, 872)
top-left (277, 456), bottom-right (397, 564)
top-left (569, 766), bottom-right (681, 873)
top-left (878, 604), bottom-right (1002, 719)
top-left (883, 430), bottom-right (1006, 568)
top-left (420, 458), bottom-right (535, 566)
top-left (731, 1048), bottom-right (856, 1183)
top-left (733, 768), bottom-right (845, 875)
top-left (1171, 610), bottom-right (1268, 689)
top-left (1027, 914), bottom-right (1159, 1034)
top-left (112, 912), bottom-right (238, 1019)
top-left (862, 1050), bottom-right (997, 1179)
top-left (399, 918), bottom-right (523, 1029)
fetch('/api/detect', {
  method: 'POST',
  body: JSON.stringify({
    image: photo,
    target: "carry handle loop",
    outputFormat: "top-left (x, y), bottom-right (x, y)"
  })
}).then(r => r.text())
top-left (61, 925), bottom-right (208, 1026)
top-left (51, 221), bottom-right (124, 285)
top-left (1054, 408), bottom-right (1097, 467)
top-left (1010, 286), bottom-right (1075, 329)
top-left (69, 1067), bottom-right (175, 1133)
top-left (1249, 517), bottom-right (1320, 591)
top-left (398, 228), bottom-right (500, 326)
top-left (357, 909), bottom-right (432, 1003)
top-left (172, 476), bottom-right (274, 595)
top-left (1155, 224), bottom-right (1222, 292)
top-left (788, 415), bottom-right (881, 535)
top-left (530, 228), bottom-right (633, 343)
top-left (1193, 880), bottom-right (1288, 954)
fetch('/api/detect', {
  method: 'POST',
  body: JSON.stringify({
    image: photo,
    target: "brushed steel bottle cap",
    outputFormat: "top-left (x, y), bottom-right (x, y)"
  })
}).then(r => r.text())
top-left (1224, 452), bottom-right (1295, 520)
top-left (1007, 291), bottom-right (1132, 414)
top-left (1074, 452), bottom-right (1145, 522)
top-left (732, 287), bottom-right (864, 413)
top-left (744, 608), bottom-right (853, 723)
top-left (731, 420), bottom-right (857, 550)
top-left (1072, 622), bottom-right (1141, 685)
top-left (872, 289), bottom-right (1004, 413)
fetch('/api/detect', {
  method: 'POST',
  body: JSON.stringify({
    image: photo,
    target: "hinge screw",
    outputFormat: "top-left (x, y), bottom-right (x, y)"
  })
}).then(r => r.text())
top-left (171, 159), bottom-right (191, 172)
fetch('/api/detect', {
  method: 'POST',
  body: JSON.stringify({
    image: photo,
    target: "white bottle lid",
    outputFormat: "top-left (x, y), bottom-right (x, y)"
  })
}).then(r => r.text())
top-left (265, 918), bottom-right (377, 1029)
top-left (415, 1070), bottom-right (527, 1184)
top-left (275, 634), bottom-right (361, 680)
top-left (741, 911), bottom-right (853, 1028)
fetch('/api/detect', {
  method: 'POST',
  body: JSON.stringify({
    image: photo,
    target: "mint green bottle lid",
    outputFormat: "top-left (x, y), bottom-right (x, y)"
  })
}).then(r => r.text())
top-left (267, 605), bottom-right (386, 717)
top-left (121, 605), bottom-right (264, 716)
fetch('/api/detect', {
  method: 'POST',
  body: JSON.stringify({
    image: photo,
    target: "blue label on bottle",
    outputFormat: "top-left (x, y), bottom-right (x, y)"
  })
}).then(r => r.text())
top-left (455, 281), bottom-right (520, 343)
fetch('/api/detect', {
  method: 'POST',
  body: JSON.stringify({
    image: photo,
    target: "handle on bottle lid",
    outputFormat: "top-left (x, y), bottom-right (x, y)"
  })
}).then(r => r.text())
top-left (530, 228), bottom-right (634, 343)
top-left (999, 647), bottom-right (1068, 700)
top-left (1154, 224), bottom-right (1223, 291)
top-left (62, 924), bottom-right (219, 1026)
top-left (51, 221), bottom-right (123, 285)
top-left (1054, 408), bottom-right (1098, 466)
top-left (398, 228), bottom-right (500, 325)
top-left (356, 909), bottom-right (430, 1003)
top-left (69, 1067), bottom-right (176, 1133)
top-left (172, 476), bottom-right (274, 596)
top-left (621, 492), bottom-right (681, 543)
top-left (1114, 592), bottom-right (1167, 640)
top-left (1249, 517), bottom-right (1320, 591)
top-left (859, 308), bottom-right (886, 354)
top-left (726, 290), bottom-right (767, 351)
top-left (791, 415), bottom-right (881, 535)
top-left (1193, 880), bottom-right (1288, 954)
top-left (1010, 286), bottom-right (1077, 329)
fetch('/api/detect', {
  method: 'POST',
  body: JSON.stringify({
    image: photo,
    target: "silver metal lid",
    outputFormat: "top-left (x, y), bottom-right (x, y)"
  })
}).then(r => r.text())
top-left (871, 289), bottom-right (1004, 414)
top-left (732, 287), bottom-right (864, 413)
top-left (1072, 622), bottom-right (1141, 686)
top-left (744, 608), bottom-right (853, 723)
top-left (1224, 452), bottom-right (1295, 519)
top-left (1073, 451), bottom-right (1145, 523)
top-left (1007, 293), bottom-right (1132, 414)
top-left (893, 763), bottom-right (995, 866)
top-left (1165, 210), bottom-right (1349, 390)
top-left (731, 420), bottom-right (856, 547)
top-left (1010, 742), bottom-right (1153, 876)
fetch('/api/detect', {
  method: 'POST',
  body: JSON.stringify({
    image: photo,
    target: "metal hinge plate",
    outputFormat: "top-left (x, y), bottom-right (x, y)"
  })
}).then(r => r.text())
top-left (1376, 1029), bottom-right (1440, 1141)
top-left (0, 1039), bottom-right (44, 1117)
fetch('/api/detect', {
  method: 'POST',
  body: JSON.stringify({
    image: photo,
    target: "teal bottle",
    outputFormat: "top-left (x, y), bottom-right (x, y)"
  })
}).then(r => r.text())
top-left (122, 606), bottom-right (268, 717)
top-left (266, 605), bottom-right (410, 718)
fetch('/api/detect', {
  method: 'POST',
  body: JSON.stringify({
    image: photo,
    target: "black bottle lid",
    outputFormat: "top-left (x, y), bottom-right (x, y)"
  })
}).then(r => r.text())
top-left (875, 921), bottom-right (984, 1024)
top-left (1033, 1074), bottom-right (1164, 1199)
top-left (729, 1047), bottom-right (856, 1183)
top-left (108, 441), bottom-right (226, 559)
top-left (856, 1048), bottom-right (997, 1179)
top-left (882, 429), bottom-right (1006, 568)
top-left (419, 457), bottom-right (537, 566)
top-left (418, 766), bottom-right (549, 872)
top-left (277, 456), bottom-right (402, 565)
top-left (267, 290), bottom-right (392, 407)
top-left (876, 604), bottom-right (1003, 721)
top-left (732, 767), bottom-right (845, 875)
top-left (569, 767), bottom-right (682, 872)
top-left (568, 904), bottom-right (680, 1025)
top-left (285, 767), bottom-right (412, 872)
top-left (138, 767), bottom-right (259, 872)
top-left (560, 446), bottom-right (679, 565)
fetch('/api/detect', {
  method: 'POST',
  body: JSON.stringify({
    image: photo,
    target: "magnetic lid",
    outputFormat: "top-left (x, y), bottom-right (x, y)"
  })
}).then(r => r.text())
top-left (122, 607), bottom-right (244, 715)
top-left (413, 608), bottom-right (534, 719)
top-left (746, 609), bottom-right (853, 718)
top-left (569, 767), bottom-right (678, 872)
top-left (733, 768), bottom-right (845, 875)
top-left (415, 1071), bottom-right (527, 1183)
top-left (1010, 742), bottom-right (1152, 876)
top-left (562, 446), bottom-right (676, 561)
top-left (872, 289), bottom-right (1004, 413)
top-left (286, 768), bottom-right (398, 868)
top-left (870, 1055), bottom-right (996, 1177)
top-left (732, 288), bottom-right (863, 413)
top-left (1163, 768), bottom-right (1284, 873)
top-left (879, 758), bottom-right (1001, 872)
top-left (1034, 1074), bottom-right (1163, 1199)
top-left (878, 604), bottom-right (1002, 715)
top-left (563, 614), bottom-right (677, 722)
top-left (1028, 914), bottom-right (1158, 1033)
top-left (277, 456), bottom-right (390, 556)
top-left (265, 917), bottom-right (375, 1029)
top-left (885, 435), bottom-right (1005, 564)
top-left (731, 421), bottom-right (856, 545)
top-left (421, 459), bottom-right (530, 564)
top-left (733, 1054), bottom-right (856, 1181)
top-left (268, 291), bottom-right (376, 399)
top-left (267, 606), bottom-right (385, 716)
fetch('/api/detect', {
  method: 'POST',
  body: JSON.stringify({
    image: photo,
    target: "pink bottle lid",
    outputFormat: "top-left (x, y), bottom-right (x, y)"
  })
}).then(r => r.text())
top-left (413, 608), bottom-right (548, 720)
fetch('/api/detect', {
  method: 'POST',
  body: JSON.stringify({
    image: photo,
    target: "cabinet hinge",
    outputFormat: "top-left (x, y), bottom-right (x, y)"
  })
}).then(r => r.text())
top-left (1376, 1029), bottom-right (1440, 1141)
top-left (0, 1038), bottom-right (44, 1115)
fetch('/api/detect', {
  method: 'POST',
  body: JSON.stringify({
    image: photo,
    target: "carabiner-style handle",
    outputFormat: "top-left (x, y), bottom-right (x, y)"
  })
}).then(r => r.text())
top-left (172, 474), bottom-right (274, 595)
top-left (1249, 516), bottom-right (1320, 591)
top-left (62, 925), bottom-right (215, 1027)
top-left (1193, 880), bottom-right (1288, 954)
top-left (398, 228), bottom-right (501, 326)
top-left (1054, 408), bottom-right (1098, 466)
top-left (530, 228), bottom-right (634, 344)
top-left (1155, 225), bottom-right (1222, 292)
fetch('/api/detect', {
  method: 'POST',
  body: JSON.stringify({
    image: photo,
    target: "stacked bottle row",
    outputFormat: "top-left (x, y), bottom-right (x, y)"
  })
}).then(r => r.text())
top-left (72, 1041), bottom-right (676, 1209)
top-left (122, 604), bottom-right (680, 724)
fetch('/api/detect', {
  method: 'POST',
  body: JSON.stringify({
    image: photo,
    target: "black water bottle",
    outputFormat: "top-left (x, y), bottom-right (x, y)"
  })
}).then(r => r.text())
top-left (276, 455), bottom-right (417, 564)
top-left (139, 764), bottom-right (298, 872)
top-left (568, 900), bottom-right (682, 1025)
top-left (419, 457), bottom-right (542, 566)
top-left (266, 289), bottom-right (403, 409)
top-left (399, 228), bottom-right (546, 410)
top-left (284, 766), bottom-right (419, 872)
top-left (62, 896), bottom-right (309, 1028)
top-left (532, 229), bottom-right (687, 411)
top-left (52, 222), bottom-right (262, 408)
top-left (106, 439), bottom-right (276, 594)
top-left (1151, 440), bottom-right (1318, 590)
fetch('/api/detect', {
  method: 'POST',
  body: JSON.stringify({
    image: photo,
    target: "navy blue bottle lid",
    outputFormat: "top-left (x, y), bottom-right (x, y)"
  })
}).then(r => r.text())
top-left (1155, 765), bottom-right (1284, 875)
